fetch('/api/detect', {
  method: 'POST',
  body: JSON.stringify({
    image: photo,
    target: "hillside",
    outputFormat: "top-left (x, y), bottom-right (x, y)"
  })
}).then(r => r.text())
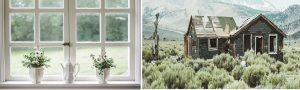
top-left (143, 0), bottom-right (300, 40)
top-left (265, 5), bottom-right (300, 35)
top-left (142, 0), bottom-right (267, 40)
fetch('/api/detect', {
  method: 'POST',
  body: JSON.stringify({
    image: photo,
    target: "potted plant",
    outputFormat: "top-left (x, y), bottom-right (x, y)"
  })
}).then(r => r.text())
top-left (22, 47), bottom-right (50, 84)
top-left (90, 49), bottom-right (116, 84)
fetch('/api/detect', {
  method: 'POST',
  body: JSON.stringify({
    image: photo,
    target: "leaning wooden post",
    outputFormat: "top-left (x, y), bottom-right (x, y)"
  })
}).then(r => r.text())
top-left (151, 13), bottom-right (160, 61)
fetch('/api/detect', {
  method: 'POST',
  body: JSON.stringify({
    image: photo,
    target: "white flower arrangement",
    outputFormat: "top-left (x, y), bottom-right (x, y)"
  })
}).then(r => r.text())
top-left (22, 45), bottom-right (51, 68)
top-left (90, 49), bottom-right (116, 75)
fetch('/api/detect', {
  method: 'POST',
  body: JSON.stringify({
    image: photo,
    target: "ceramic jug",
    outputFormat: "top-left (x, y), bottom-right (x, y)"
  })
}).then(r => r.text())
top-left (60, 61), bottom-right (80, 83)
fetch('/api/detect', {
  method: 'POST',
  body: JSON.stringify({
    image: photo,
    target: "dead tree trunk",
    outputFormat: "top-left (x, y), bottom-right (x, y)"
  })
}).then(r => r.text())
top-left (229, 44), bottom-right (236, 58)
top-left (151, 13), bottom-right (160, 61)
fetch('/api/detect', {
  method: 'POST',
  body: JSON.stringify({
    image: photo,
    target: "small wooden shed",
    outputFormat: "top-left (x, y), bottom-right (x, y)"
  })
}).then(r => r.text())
top-left (184, 16), bottom-right (237, 59)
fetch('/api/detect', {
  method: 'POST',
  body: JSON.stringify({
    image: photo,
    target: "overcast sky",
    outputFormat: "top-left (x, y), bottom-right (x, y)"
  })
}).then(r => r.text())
top-left (267, 0), bottom-right (300, 11)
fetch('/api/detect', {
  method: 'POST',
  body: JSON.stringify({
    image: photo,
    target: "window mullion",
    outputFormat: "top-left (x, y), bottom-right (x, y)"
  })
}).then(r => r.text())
top-left (104, 9), bottom-right (130, 13)
top-left (8, 9), bottom-right (35, 13)
top-left (4, 0), bottom-right (10, 81)
top-left (135, 0), bottom-right (141, 83)
top-left (64, 0), bottom-right (71, 65)
top-left (35, 0), bottom-right (40, 47)
top-left (0, 0), bottom-right (4, 82)
top-left (69, 0), bottom-right (76, 65)
top-left (129, 0), bottom-right (135, 80)
top-left (100, 0), bottom-right (105, 53)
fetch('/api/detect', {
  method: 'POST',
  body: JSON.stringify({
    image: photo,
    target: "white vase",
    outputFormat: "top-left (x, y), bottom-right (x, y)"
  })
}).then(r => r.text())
top-left (96, 69), bottom-right (110, 84)
top-left (29, 67), bottom-right (44, 84)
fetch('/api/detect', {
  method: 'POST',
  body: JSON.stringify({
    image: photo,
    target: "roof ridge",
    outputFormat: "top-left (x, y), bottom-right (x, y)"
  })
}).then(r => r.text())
top-left (230, 14), bottom-right (286, 37)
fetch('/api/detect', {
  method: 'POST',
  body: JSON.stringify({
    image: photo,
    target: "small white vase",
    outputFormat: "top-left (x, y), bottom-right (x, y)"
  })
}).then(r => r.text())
top-left (96, 69), bottom-right (110, 84)
top-left (29, 67), bottom-right (44, 84)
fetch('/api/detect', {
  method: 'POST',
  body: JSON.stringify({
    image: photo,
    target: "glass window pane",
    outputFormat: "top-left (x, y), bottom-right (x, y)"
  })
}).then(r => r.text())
top-left (11, 47), bottom-right (33, 75)
top-left (76, 47), bottom-right (101, 76)
top-left (43, 47), bottom-right (64, 75)
top-left (106, 46), bottom-right (129, 75)
top-left (210, 39), bottom-right (217, 48)
top-left (39, 0), bottom-right (64, 8)
top-left (105, 0), bottom-right (128, 8)
top-left (40, 13), bottom-right (63, 41)
top-left (106, 13), bottom-right (128, 41)
top-left (76, 0), bottom-right (99, 9)
top-left (11, 13), bottom-right (34, 41)
top-left (270, 36), bottom-right (276, 52)
top-left (10, 0), bottom-right (34, 8)
top-left (77, 13), bottom-right (100, 42)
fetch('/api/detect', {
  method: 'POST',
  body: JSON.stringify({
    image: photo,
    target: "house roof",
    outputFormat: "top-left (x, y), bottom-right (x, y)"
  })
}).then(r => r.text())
top-left (230, 14), bottom-right (286, 37)
top-left (187, 16), bottom-right (237, 38)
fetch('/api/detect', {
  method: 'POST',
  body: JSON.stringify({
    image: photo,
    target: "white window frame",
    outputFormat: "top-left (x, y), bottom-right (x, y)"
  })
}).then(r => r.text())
top-left (4, 0), bottom-right (69, 81)
top-left (69, 0), bottom-right (135, 81)
top-left (0, 0), bottom-right (140, 83)
top-left (268, 34), bottom-right (277, 54)
top-left (208, 38), bottom-right (218, 51)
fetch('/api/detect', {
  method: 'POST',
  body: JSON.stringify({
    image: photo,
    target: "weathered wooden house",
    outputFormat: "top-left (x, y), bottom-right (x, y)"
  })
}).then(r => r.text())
top-left (184, 16), bottom-right (237, 59)
top-left (184, 14), bottom-right (286, 60)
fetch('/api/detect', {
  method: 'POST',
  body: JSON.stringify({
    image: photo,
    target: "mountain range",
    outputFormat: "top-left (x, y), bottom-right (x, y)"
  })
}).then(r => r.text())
top-left (143, 0), bottom-right (300, 40)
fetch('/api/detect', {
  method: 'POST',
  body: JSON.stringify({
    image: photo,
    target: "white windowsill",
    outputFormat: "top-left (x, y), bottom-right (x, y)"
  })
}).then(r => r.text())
top-left (269, 52), bottom-right (277, 54)
top-left (0, 81), bottom-right (140, 89)
top-left (209, 48), bottom-right (218, 51)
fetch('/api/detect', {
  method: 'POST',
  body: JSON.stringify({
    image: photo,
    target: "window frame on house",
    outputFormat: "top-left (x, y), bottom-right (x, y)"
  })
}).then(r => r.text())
top-left (208, 38), bottom-right (218, 51)
top-left (0, 0), bottom-right (141, 84)
top-left (243, 34), bottom-right (252, 52)
top-left (268, 34), bottom-right (277, 54)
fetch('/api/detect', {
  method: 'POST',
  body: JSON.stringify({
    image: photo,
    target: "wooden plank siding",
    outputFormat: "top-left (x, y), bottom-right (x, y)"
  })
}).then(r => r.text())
top-left (196, 38), bottom-right (228, 59)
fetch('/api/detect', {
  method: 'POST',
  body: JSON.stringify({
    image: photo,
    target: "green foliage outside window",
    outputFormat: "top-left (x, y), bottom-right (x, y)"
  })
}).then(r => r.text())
top-left (11, 13), bottom-right (34, 41)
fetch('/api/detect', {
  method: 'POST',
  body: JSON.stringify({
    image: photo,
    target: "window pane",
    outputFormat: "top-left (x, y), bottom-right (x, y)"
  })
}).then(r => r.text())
top-left (106, 46), bottom-right (129, 75)
top-left (105, 0), bottom-right (128, 8)
top-left (11, 13), bottom-right (34, 41)
top-left (76, 47), bottom-right (101, 75)
top-left (39, 0), bottom-right (64, 8)
top-left (76, 0), bottom-right (99, 9)
top-left (10, 0), bottom-right (34, 8)
top-left (106, 13), bottom-right (128, 41)
top-left (77, 13), bottom-right (100, 42)
top-left (11, 47), bottom-right (33, 75)
top-left (210, 39), bottom-right (217, 48)
top-left (40, 13), bottom-right (63, 41)
top-left (270, 36), bottom-right (276, 52)
top-left (43, 47), bottom-right (64, 75)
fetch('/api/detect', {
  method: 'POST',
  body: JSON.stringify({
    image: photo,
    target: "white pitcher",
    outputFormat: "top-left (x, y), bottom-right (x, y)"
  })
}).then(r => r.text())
top-left (60, 61), bottom-right (80, 83)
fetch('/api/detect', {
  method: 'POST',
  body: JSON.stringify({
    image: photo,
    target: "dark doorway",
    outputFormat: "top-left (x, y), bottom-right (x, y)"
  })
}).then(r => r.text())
top-left (256, 36), bottom-right (263, 54)
top-left (244, 35), bottom-right (251, 52)
top-left (269, 36), bottom-right (276, 52)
